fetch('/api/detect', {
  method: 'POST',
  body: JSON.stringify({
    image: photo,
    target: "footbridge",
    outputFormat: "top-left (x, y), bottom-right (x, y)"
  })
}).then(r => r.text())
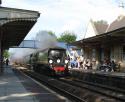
top-left (12, 40), bottom-right (37, 49)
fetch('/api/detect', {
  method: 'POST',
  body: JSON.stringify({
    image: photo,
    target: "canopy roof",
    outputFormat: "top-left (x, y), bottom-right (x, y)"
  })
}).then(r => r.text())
top-left (0, 7), bottom-right (40, 49)
top-left (72, 27), bottom-right (125, 47)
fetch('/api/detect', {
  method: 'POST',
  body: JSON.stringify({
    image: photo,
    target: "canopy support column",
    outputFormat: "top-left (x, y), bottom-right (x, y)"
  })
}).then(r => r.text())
top-left (0, 26), bottom-right (3, 74)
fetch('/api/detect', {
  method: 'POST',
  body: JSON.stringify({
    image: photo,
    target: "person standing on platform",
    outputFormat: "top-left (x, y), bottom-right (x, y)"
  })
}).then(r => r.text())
top-left (80, 55), bottom-right (84, 69)
top-left (6, 58), bottom-right (9, 66)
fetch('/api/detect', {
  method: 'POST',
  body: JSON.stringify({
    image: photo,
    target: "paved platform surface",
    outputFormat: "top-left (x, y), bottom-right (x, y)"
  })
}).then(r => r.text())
top-left (70, 68), bottom-right (125, 90)
top-left (70, 68), bottom-right (125, 78)
top-left (0, 65), bottom-right (68, 102)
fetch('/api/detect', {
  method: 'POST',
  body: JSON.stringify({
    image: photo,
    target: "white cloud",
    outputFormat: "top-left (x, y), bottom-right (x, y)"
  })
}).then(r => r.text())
top-left (61, 19), bottom-right (81, 32)
top-left (2, 0), bottom-right (123, 40)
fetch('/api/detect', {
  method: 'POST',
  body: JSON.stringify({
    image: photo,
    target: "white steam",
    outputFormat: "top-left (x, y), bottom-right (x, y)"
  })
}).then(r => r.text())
top-left (35, 31), bottom-right (57, 50)
top-left (9, 48), bottom-right (36, 64)
top-left (9, 31), bottom-right (57, 64)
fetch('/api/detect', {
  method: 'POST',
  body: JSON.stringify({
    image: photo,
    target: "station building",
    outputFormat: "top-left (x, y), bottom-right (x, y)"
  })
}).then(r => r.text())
top-left (73, 8), bottom-right (125, 71)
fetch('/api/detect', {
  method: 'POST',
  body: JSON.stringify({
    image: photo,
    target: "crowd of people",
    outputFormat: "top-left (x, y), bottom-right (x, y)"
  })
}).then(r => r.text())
top-left (68, 55), bottom-right (119, 72)
top-left (97, 60), bottom-right (119, 72)
top-left (68, 49), bottom-right (94, 70)
top-left (69, 55), bottom-right (93, 70)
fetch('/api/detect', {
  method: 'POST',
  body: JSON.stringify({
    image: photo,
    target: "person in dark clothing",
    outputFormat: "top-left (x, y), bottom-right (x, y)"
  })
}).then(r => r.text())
top-left (0, 0), bottom-right (2, 5)
top-left (6, 58), bottom-right (9, 66)
top-left (111, 60), bottom-right (116, 72)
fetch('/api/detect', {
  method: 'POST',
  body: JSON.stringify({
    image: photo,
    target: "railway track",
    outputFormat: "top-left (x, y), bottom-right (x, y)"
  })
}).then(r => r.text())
top-left (59, 77), bottom-right (125, 102)
top-left (18, 69), bottom-right (86, 102)
top-left (16, 68), bottom-right (123, 102)
top-left (74, 78), bottom-right (125, 94)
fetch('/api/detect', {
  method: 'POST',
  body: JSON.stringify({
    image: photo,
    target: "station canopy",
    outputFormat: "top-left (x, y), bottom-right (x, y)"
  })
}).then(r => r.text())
top-left (72, 27), bottom-right (125, 47)
top-left (0, 7), bottom-right (40, 49)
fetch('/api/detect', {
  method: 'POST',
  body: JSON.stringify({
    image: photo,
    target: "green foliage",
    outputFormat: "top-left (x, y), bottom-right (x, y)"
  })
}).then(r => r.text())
top-left (47, 31), bottom-right (57, 39)
top-left (3, 50), bottom-right (10, 58)
top-left (48, 31), bottom-right (55, 35)
top-left (94, 20), bottom-right (108, 25)
top-left (57, 31), bottom-right (77, 43)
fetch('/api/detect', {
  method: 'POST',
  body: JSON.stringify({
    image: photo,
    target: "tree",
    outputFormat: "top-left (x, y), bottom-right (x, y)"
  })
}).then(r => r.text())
top-left (57, 31), bottom-right (77, 43)
top-left (94, 20), bottom-right (108, 25)
top-left (3, 50), bottom-right (10, 58)
top-left (94, 20), bottom-right (108, 34)
top-left (47, 31), bottom-right (57, 39)
top-left (48, 31), bottom-right (55, 35)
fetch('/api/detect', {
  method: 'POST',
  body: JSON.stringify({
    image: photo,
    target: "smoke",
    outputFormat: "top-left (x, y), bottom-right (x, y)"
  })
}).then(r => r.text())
top-left (35, 31), bottom-right (57, 50)
top-left (9, 31), bottom-right (57, 64)
top-left (9, 48), bottom-right (36, 64)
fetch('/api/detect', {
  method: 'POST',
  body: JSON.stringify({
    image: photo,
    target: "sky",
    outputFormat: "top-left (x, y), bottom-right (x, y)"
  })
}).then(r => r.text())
top-left (2, 0), bottom-right (125, 40)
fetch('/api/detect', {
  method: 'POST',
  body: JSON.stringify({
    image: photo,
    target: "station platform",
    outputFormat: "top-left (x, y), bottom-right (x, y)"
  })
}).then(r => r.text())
top-left (69, 68), bottom-right (125, 77)
top-left (0, 65), bottom-right (68, 102)
top-left (69, 68), bottom-right (125, 90)
top-left (70, 68), bottom-right (125, 78)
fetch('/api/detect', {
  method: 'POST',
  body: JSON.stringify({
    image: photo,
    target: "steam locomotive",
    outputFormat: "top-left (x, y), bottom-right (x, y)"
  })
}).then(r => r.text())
top-left (24, 47), bottom-right (69, 76)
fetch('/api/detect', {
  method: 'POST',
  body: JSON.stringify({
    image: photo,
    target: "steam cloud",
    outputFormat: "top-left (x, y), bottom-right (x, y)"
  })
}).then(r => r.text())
top-left (35, 31), bottom-right (57, 50)
top-left (9, 31), bottom-right (57, 64)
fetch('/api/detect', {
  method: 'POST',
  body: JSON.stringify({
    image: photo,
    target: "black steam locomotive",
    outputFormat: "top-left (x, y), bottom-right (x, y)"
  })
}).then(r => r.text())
top-left (24, 47), bottom-right (69, 76)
